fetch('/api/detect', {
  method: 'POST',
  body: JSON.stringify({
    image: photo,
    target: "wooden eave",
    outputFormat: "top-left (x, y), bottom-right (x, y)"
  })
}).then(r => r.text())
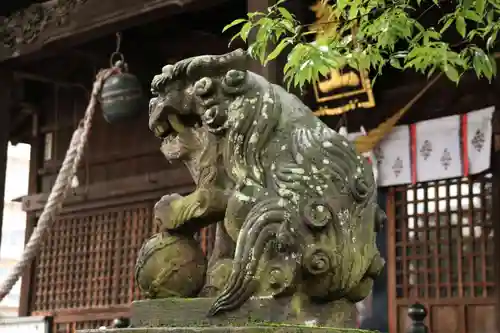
top-left (0, 0), bottom-right (225, 65)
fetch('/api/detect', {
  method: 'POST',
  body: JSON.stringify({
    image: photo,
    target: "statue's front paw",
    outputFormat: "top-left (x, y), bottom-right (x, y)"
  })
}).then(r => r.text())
top-left (154, 191), bottom-right (207, 231)
top-left (154, 193), bottom-right (185, 231)
top-left (155, 193), bottom-right (183, 212)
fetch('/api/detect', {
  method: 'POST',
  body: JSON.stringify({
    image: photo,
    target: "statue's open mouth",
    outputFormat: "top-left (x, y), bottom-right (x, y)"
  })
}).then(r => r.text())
top-left (152, 113), bottom-right (185, 146)
top-left (149, 101), bottom-right (203, 161)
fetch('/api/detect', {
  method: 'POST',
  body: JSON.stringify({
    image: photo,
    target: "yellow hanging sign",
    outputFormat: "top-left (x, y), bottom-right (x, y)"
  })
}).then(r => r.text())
top-left (310, 1), bottom-right (375, 116)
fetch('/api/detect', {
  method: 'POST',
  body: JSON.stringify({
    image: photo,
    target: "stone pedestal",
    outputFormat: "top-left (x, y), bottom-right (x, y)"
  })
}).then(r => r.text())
top-left (77, 327), bottom-right (363, 332)
top-left (76, 297), bottom-right (369, 333)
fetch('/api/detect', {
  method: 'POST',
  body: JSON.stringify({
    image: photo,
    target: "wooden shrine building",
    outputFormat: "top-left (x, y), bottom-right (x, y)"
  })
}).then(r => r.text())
top-left (0, 1), bottom-right (498, 333)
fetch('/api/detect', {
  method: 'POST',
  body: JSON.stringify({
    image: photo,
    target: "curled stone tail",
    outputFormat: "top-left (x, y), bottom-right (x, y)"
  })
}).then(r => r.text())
top-left (208, 200), bottom-right (286, 316)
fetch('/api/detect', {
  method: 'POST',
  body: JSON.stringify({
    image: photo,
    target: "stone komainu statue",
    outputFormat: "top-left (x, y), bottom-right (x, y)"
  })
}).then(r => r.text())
top-left (135, 49), bottom-right (386, 317)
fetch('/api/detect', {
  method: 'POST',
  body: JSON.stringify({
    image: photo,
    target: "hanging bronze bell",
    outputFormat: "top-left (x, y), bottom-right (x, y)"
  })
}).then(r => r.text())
top-left (101, 62), bottom-right (144, 123)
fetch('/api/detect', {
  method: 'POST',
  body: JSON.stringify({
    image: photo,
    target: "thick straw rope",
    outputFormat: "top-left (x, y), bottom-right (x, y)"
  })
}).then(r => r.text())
top-left (0, 68), bottom-right (117, 301)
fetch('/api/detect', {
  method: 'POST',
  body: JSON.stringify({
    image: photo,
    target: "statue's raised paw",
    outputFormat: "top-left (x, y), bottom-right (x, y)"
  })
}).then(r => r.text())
top-left (155, 193), bottom-right (183, 210)
top-left (154, 190), bottom-right (212, 232)
top-left (153, 193), bottom-right (183, 230)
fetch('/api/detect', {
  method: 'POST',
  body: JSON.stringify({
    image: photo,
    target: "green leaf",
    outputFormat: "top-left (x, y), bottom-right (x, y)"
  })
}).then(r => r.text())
top-left (228, 32), bottom-right (242, 46)
top-left (390, 57), bottom-right (402, 69)
top-left (473, 52), bottom-right (485, 77)
top-left (440, 17), bottom-right (454, 33)
top-left (487, 30), bottom-right (497, 49)
top-left (223, 19), bottom-right (247, 33)
top-left (348, 4), bottom-right (359, 20)
top-left (463, 10), bottom-right (482, 22)
top-left (486, 10), bottom-right (494, 23)
top-left (240, 22), bottom-right (253, 42)
top-left (455, 16), bottom-right (466, 37)
top-left (278, 7), bottom-right (294, 22)
top-left (444, 64), bottom-right (460, 82)
top-left (490, 0), bottom-right (500, 10)
top-left (483, 53), bottom-right (494, 80)
top-left (265, 38), bottom-right (291, 63)
top-left (463, 0), bottom-right (474, 9)
top-left (337, 0), bottom-right (348, 12)
top-left (489, 55), bottom-right (497, 76)
top-left (471, 48), bottom-right (494, 80)
top-left (476, 0), bottom-right (486, 15)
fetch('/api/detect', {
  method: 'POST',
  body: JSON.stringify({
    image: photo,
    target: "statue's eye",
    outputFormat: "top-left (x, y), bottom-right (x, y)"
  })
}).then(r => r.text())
top-left (151, 74), bottom-right (167, 95)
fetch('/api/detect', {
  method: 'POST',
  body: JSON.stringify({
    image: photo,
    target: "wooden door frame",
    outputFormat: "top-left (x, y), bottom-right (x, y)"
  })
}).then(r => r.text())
top-left (492, 107), bottom-right (500, 333)
top-left (386, 188), bottom-right (397, 333)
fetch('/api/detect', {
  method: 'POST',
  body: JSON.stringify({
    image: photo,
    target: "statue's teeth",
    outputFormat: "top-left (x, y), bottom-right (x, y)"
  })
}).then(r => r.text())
top-left (154, 125), bottom-right (164, 137)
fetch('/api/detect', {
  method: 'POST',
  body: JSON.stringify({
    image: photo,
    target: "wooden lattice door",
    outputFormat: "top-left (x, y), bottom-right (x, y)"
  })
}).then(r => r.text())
top-left (31, 202), bottom-right (157, 332)
top-left (386, 174), bottom-right (496, 333)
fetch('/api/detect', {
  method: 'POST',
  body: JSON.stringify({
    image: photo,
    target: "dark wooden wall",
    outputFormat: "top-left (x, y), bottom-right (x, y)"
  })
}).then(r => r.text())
top-left (11, 2), bottom-right (246, 331)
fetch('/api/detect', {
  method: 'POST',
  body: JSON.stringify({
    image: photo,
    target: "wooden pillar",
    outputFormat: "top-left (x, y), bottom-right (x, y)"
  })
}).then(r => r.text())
top-left (0, 71), bottom-right (13, 250)
top-left (18, 128), bottom-right (42, 316)
top-left (492, 107), bottom-right (500, 333)
top-left (247, 0), bottom-right (277, 83)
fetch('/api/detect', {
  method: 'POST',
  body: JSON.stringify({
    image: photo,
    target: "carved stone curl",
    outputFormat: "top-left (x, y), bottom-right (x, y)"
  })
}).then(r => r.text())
top-left (142, 49), bottom-right (385, 324)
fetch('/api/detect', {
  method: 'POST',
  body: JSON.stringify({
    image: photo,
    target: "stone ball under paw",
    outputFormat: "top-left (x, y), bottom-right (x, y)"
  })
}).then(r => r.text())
top-left (135, 232), bottom-right (207, 298)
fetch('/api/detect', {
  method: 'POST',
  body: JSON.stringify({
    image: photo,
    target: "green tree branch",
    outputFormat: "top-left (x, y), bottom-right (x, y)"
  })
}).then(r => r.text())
top-left (224, 0), bottom-right (500, 88)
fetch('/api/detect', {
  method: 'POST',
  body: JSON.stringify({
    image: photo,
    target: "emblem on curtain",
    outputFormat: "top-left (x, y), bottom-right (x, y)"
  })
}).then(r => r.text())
top-left (472, 129), bottom-right (485, 152)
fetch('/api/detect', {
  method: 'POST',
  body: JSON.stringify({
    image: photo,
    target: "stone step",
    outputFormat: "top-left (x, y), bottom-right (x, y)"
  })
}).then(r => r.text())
top-left (77, 326), bottom-right (360, 332)
top-left (130, 297), bottom-right (356, 328)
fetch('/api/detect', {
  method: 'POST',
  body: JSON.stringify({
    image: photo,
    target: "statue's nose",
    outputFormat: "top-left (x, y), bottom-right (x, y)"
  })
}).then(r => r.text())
top-left (149, 97), bottom-right (158, 115)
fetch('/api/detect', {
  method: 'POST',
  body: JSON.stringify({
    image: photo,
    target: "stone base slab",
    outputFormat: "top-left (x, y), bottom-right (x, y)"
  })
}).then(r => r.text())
top-left (77, 327), bottom-right (368, 332)
top-left (131, 297), bottom-right (356, 328)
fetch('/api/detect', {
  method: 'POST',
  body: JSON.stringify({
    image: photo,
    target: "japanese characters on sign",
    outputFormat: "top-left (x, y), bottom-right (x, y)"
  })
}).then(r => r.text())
top-left (310, 1), bottom-right (376, 116)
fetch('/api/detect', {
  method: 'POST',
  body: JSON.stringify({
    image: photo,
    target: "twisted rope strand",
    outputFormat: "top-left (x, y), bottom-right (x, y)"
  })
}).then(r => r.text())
top-left (0, 68), bottom-right (116, 301)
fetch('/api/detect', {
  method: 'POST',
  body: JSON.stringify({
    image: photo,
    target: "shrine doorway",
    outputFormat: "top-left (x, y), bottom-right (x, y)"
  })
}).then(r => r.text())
top-left (386, 173), bottom-right (496, 333)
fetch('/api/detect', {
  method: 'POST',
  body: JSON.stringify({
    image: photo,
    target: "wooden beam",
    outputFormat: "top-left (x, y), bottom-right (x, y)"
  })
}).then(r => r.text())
top-left (21, 168), bottom-right (195, 213)
top-left (492, 107), bottom-right (500, 333)
top-left (0, 0), bottom-right (228, 65)
top-left (385, 188), bottom-right (397, 333)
